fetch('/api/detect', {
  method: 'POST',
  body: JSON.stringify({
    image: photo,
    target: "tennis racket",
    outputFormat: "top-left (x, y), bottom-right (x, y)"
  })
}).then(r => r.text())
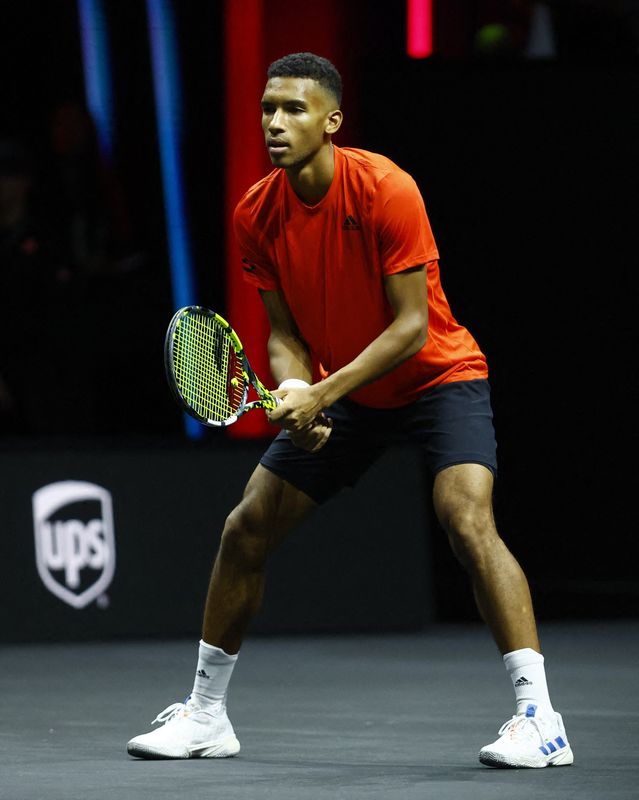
top-left (164, 305), bottom-right (279, 427)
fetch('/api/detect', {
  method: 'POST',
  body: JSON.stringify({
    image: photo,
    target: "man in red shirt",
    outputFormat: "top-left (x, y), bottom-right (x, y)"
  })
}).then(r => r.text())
top-left (128, 52), bottom-right (573, 769)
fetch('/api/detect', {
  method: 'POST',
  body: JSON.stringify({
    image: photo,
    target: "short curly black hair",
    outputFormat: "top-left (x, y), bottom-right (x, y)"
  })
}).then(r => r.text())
top-left (267, 52), bottom-right (342, 106)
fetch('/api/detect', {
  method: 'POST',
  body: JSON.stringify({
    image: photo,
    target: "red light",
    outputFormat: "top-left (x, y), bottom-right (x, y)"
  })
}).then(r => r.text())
top-left (407, 0), bottom-right (433, 59)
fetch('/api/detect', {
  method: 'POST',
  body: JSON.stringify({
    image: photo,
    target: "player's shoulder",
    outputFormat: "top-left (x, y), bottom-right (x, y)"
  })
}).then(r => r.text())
top-left (338, 146), bottom-right (419, 193)
top-left (234, 168), bottom-right (284, 220)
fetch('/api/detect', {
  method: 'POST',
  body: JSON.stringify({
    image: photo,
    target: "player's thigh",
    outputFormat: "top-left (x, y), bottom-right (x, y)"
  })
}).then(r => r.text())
top-left (432, 462), bottom-right (496, 535)
top-left (408, 379), bottom-right (498, 480)
top-left (228, 463), bottom-right (318, 555)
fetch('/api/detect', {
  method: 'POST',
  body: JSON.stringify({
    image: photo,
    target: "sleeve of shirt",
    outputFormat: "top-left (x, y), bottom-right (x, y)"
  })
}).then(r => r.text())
top-left (372, 170), bottom-right (440, 276)
top-left (233, 202), bottom-right (280, 292)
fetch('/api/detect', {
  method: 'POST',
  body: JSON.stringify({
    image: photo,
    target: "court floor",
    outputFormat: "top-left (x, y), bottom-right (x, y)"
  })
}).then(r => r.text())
top-left (1, 619), bottom-right (637, 800)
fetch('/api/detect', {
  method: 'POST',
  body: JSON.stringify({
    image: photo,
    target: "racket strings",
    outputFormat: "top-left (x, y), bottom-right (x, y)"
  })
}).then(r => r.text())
top-left (177, 316), bottom-right (232, 415)
top-left (174, 324), bottom-right (233, 419)
top-left (172, 339), bottom-right (223, 417)
top-left (173, 340), bottom-right (224, 419)
top-left (172, 313), bottom-right (244, 420)
top-left (185, 316), bottom-right (246, 409)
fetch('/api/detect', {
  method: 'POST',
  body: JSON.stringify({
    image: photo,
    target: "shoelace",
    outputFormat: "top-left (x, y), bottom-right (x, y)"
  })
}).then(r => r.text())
top-left (150, 695), bottom-right (228, 726)
top-left (497, 713), bottom-right (545, 742)
top-left (151, 701), bottom-right (190, 725)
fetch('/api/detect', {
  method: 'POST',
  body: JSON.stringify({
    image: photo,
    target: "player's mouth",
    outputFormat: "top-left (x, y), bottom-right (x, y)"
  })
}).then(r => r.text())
top-left (267, 139), bottom-right (290, 155)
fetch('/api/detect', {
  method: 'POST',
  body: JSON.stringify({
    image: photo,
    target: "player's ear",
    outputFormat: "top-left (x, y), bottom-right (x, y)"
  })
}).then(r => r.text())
top-left (325, 109), bottom-right (343, 135)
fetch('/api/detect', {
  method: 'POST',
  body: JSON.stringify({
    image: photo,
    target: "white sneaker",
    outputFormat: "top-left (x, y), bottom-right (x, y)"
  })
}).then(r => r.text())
top-left (127, 696), bottom-right (241, 759)
top-left (479, 703), bottom-right (574, 768)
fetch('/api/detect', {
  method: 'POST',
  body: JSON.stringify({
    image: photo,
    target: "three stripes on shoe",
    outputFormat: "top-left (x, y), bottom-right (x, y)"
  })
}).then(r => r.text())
top-left (524, 704), bottom-right (569, 758)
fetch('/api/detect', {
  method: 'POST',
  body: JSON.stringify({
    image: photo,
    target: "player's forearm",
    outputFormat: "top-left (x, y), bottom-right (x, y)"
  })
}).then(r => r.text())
top-left (312, 314), bottom-right (426, 409)
top-left (267, 331), bottom-right (313, 386)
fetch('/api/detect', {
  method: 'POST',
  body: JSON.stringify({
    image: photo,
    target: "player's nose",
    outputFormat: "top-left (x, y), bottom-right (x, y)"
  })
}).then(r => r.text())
top-left (268, 109), bottom-right (286, 133)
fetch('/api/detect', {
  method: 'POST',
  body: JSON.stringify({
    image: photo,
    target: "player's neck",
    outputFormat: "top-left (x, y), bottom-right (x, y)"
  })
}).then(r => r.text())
top-left (286, 142), bottom-right (335, 206)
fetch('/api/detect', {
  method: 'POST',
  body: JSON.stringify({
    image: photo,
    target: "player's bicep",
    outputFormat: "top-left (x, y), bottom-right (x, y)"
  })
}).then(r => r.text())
top-left (383, 265), bottom-right (428, 336)
top-left (259, 289), bottom-right (301, 339)
top-left (259, 290), bottom-right (312, 382)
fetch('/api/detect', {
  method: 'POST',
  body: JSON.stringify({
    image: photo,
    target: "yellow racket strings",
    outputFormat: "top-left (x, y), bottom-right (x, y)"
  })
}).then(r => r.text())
top-left (172, 313), bottom-right (243, 420)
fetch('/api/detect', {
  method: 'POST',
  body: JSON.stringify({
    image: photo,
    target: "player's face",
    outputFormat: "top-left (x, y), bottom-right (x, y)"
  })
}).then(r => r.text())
top-left (261, 77), bottom-right (338, 168)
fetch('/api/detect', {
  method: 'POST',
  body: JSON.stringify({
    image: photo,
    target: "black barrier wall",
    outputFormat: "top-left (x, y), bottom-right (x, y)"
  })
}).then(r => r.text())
top-left (0, 443), bottom-right (434, 643)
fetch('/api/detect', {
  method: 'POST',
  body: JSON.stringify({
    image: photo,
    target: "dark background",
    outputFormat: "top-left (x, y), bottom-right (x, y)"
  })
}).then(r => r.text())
top-left (0, 0), bottom-right (637, 637)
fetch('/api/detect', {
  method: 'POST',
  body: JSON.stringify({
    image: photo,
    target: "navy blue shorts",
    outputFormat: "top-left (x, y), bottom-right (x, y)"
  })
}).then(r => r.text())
top-left (260, 378), bottom-right (498, 505)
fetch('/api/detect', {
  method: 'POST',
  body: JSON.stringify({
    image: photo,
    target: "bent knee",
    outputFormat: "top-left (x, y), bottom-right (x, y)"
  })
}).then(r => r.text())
top-left (220, 503), bottom-right (271, 568)
top-left (444, 508), bottom-right (499, 567)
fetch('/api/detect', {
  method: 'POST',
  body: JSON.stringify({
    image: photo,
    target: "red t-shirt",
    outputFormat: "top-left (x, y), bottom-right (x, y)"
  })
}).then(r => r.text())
top-left (234, 146), bottom-right (488, 408)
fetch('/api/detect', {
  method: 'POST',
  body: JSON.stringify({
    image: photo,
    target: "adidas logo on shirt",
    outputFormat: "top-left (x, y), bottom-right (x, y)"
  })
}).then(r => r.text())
top-left (343, 215), bottom-right (360, 230)
top-left (515, 675), bottom-right (533, 686)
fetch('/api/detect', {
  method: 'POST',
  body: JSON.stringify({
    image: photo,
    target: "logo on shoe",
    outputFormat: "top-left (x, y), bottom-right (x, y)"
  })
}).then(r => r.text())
top-left (32, 481), bottom-right (116, 609)
top-left (539, 735), bottom-right (568, 756)
top-left (196, 669), bottom-right (211, 679)
top-left (515, 676), bottom-right (533, 686)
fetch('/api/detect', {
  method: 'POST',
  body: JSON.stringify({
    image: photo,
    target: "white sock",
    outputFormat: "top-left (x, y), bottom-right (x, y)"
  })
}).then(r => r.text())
top-left (191, 640), bottom-right (238, 710)
top-left (503, 647), bottom-right (555, 717)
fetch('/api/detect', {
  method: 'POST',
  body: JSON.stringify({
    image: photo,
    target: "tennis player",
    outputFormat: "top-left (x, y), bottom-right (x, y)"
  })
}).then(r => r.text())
top-left (128, 52), bottom-right (573, 768)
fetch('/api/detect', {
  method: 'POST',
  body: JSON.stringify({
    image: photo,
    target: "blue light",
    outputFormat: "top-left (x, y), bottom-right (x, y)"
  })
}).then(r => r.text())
top-left (146, 0), bottom-right (202, 439)
top-left (77, 0), bottom-right (114, 162)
